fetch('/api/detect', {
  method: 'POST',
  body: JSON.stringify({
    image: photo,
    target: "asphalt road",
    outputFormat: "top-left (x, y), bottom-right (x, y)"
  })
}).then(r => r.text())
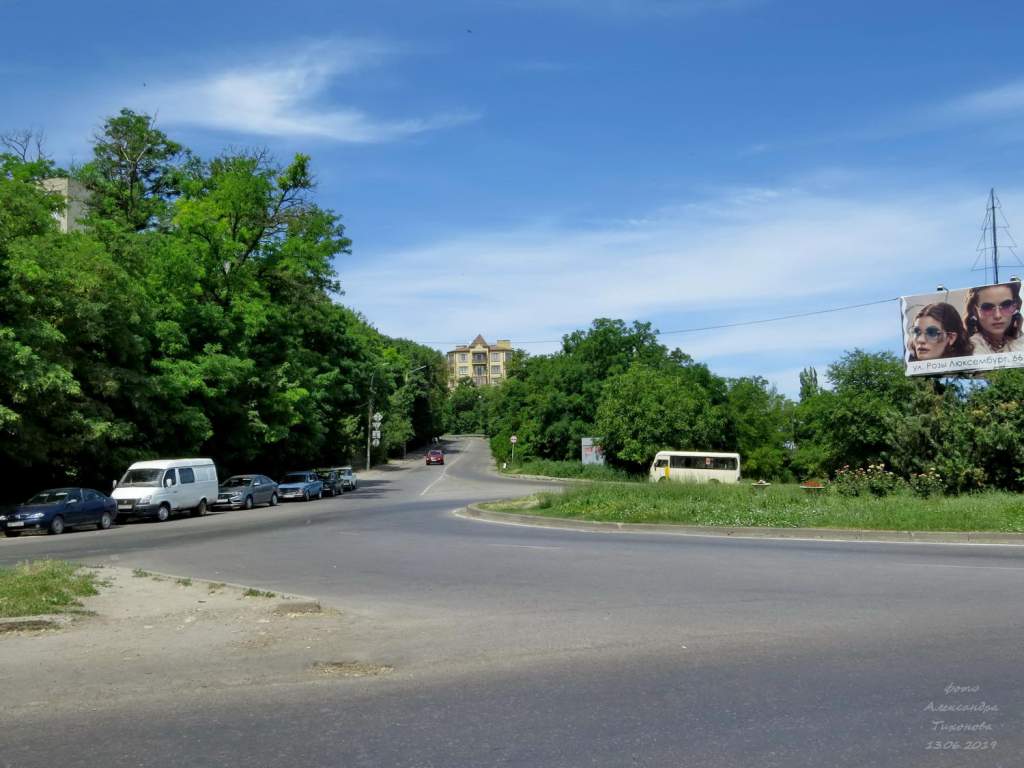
top-left (3, 436), bottom-right (1022, 768)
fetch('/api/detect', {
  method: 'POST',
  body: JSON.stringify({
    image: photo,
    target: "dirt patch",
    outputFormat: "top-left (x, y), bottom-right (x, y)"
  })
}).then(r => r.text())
top-left (0, 566), bottom-right (393, 715)
top-left (311, 660), bottom-right (394, 677)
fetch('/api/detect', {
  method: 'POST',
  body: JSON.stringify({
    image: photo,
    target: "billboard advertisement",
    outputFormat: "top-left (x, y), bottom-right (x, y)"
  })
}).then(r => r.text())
top-left (901, 281), bottom-right (1024, 376)
top-left (581, 437), bottom-right (606, 466)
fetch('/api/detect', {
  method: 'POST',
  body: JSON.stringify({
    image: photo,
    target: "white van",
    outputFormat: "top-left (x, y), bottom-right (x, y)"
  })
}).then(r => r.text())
top-left (649, 451), bottom-right (741, 484)
top-left (112, 459), bottom-right (218, 522)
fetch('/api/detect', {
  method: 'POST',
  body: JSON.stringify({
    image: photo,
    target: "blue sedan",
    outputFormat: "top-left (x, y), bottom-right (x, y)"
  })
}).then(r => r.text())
top-left (276, 472), bottom-right (324, 502)
top-left (1, 488), bottom-right (117, 537)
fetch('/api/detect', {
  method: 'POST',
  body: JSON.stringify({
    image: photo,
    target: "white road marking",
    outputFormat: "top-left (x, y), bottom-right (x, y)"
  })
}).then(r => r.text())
top-left (486, 543), bottom-right (563, 551)
top-left (420, 454), bottom-right (460, 496)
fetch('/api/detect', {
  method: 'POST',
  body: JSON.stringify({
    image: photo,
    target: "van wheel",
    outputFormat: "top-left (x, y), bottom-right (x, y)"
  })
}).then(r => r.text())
top-left (191, 499), bottom-right (208, 517)
top-left (658, 477), bottom-right (667, 483)
top-left (97, 512), bottom-right (112, 530)
top-left (48, 515), bottom-right (65, 535)
top-left (270, 493), bottom-right (278, 507)
top-left (156, 505), bottom-right (170, 523)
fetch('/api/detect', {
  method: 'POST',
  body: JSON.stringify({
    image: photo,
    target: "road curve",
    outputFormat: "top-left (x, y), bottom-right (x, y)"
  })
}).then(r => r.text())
top-left (3, 436), bottom-right (1022, 767)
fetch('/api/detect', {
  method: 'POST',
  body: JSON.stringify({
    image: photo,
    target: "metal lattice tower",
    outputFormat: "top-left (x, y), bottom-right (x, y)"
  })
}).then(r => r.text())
top-left (973, 188), bottom-right (1022, 283)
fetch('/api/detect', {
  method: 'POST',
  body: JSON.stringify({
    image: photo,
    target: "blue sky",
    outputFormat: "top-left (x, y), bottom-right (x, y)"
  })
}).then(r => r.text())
top-left (5, 0), bottom-right (1024, 394)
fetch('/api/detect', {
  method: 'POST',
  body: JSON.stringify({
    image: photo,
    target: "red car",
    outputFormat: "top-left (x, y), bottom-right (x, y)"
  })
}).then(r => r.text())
top-left (426, 449), bottom-right (445, 465)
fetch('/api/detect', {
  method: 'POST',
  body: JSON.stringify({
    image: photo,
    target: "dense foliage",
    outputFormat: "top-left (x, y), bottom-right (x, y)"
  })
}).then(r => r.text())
top-left (0, 111), bottom-right (446, 500)
top-left (469, 320), bottom-right (1024, 493)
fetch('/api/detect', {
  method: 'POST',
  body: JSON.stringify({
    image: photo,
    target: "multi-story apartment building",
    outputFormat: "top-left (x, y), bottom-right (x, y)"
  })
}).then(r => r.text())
top-left (447, 335), bottom-right (513, 387)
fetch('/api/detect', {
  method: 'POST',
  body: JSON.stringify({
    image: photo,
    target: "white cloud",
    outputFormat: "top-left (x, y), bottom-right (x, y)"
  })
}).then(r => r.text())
top-left (137, 40), bottom-right (479, 143)
top-left (943, 78), bottom-right (1024, 119)
top-left (343, 183), bottom-right (994, 392)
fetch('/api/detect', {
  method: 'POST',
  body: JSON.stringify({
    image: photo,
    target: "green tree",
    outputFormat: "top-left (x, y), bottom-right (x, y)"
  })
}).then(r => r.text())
top-left (594, 363), bottom-right (725, 471)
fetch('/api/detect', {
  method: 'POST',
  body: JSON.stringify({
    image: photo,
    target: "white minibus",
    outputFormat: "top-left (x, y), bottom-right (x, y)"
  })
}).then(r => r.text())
top-left (112, 458), bottom-right (218, 522)
top-left (648, 451), bottom-right (741, 484)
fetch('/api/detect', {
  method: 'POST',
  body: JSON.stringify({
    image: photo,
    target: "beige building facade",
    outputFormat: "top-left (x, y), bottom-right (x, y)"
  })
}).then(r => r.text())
top-left (447, 335), bottom-right (513, 387)
top-left (40, 177), bottom-right (89, 233)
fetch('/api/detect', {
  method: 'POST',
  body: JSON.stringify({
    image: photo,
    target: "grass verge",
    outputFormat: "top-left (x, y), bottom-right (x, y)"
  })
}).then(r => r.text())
top-left (482, 482), bottom-right (1024, 532)
top-left (501, 459), bottom-right (640, 482)
top-left (0, 560), bottom-right (99, 618)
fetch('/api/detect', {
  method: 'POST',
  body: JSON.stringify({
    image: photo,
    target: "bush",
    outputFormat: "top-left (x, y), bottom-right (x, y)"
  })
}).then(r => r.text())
top-left (831, 463), bottom-right (907, 497)
top-left (909, 468), bottom-right (944, 498)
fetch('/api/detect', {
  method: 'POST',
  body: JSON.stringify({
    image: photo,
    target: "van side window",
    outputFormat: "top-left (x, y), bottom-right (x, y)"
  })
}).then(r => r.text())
top-left (163, 469), bottom-right (177, 486)
top-left (669, 455), bottom-right (686, 469)
top-left (179, 467), bottom-right (195, 484)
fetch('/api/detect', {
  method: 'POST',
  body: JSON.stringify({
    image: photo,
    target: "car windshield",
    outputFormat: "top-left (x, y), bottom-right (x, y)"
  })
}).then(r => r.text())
top-left (222, 477), bottom-right (252, 488)
top-left (119, 469), bottom-right (162, 487)
top-left (283, 473), bottom-right (308, 483)
top-left (26, 489), bottom-right (71, 504)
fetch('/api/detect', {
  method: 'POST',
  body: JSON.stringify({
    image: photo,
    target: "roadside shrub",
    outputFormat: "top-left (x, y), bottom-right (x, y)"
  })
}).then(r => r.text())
top-left (831, 463), bottom-right (907, 497)
top-left (909, 468), bottom-right (944, 498)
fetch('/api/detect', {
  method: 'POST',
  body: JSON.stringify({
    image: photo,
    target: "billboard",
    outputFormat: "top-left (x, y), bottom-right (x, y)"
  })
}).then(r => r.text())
top-left (901, 281), bottom-right (1024, 376)
top-left (581, 437), bottom-right (606, 466)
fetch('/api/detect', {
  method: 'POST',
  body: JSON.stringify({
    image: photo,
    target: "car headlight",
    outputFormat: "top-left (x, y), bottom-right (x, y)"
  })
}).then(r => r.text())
top-left (0, 515), bottom-right (6, 521)
top-left (138, 496), bottom-right (151, 505)
top-left (230, 493), bottom-right (243, 500)
top-left (25, 512), bottom-right (45, 520)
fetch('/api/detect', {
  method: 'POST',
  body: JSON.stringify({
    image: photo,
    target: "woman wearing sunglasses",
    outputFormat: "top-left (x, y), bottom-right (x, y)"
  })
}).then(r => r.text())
top-left (908, 302), bottom-right (974, 361)
top-left (965, 282), bottom-right (1024, 354)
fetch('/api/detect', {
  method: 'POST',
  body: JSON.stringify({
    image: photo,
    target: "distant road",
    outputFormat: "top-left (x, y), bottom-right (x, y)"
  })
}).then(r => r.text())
top-left (4, 436), bottom-right (1022, 767)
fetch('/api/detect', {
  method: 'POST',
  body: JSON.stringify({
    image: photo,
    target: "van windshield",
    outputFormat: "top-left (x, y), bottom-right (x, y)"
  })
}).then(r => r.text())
top-left (119, 468), bottom-right (162, 487)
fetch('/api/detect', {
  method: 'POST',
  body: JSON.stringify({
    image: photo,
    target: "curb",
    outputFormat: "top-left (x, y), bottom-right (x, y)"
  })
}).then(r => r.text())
top-left (459, 504), bottom-right (1024, 546)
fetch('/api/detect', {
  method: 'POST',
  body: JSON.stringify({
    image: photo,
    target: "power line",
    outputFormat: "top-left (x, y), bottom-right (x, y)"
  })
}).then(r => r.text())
top-left (418, 297), bottom-right (899, 347)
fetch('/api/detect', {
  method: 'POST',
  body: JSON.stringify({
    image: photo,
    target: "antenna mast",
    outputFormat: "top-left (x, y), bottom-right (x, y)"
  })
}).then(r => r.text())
top-left (990, 188), bottom-right (999, 283)
top-left (973, 189), bottom-right (1021, 283)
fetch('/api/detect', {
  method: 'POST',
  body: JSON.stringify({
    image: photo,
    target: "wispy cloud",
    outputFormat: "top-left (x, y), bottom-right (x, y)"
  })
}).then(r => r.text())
top-left (137, 40), bottom-right (479, 143)
top-left (343, 181), bottom-right (988, 392)
top-left (941, 78), bottom-right (1024, 119)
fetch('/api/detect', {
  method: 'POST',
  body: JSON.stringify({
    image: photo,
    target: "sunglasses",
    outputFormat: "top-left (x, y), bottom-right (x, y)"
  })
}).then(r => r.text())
top-left (911, 325), bottom-right (946, 341)
top-left (978, 299), bottom-right (1019, 315)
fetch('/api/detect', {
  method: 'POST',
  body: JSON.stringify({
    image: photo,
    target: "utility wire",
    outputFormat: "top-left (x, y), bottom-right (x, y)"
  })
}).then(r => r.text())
top-left (418, 297), bottom-right (900, 347)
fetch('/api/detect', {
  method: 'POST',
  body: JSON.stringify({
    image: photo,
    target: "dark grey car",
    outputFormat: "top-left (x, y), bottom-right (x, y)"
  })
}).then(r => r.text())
top-left (212, 475), bottom-right (279, 510)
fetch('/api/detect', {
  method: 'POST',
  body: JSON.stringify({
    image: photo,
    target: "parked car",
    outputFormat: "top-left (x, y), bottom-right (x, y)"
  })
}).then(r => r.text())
top-left (316, 469), bottom-right (343, 497)
top-left (213, 475), bottom-right (279, 510)
top-left (338, 466), bottom-right (358, 491)
top-left (111, 458), bottom-right (218, 522)
top-left (426, 449), bottom-right (445, 466)
top-left (277, 471), bottom-right (323, 502)
top-left (1, 487), bottom-right (116, 537)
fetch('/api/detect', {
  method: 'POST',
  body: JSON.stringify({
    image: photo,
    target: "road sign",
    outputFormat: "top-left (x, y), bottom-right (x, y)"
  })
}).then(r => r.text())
top-left (372, 412), bottom-right (383, 424)
top-left (371, 438), bottom-right (380, 447)
top-left (510, 435), bottom-right (518, 444)
top-left (371, 430), bottom-right (381, 440)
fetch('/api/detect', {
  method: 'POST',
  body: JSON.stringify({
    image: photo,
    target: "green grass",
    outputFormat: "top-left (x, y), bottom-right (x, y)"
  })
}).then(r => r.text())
top-left (483, 482), bottom-right (1024, 532)
top-left (0, 560), bottom-right (99, 618)
top-left (176, 577), bottom-right (192, 587)
top-left (502, 459), bottom-right (641, 483)
top-left (242, 588), bottom-right (276, 598)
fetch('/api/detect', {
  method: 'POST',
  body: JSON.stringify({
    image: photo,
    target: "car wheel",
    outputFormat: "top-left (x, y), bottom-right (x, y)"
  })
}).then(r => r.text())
top-left (244, 496), bottom-right (254, 510)
top-left (303, 490), bottom-right (310, 502)
top-left (4, 530), bottom-right (22, 538)
top-left (156, 504), bottom-right (170, 523)
top-left (48, 515), bottom-right (65, 535)
top-left (97, 512), bottom-right (112, 530)
top-left (270, 493), bottom-right (278, 507)
top-left (317, 489), bottom-right (323, 500)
